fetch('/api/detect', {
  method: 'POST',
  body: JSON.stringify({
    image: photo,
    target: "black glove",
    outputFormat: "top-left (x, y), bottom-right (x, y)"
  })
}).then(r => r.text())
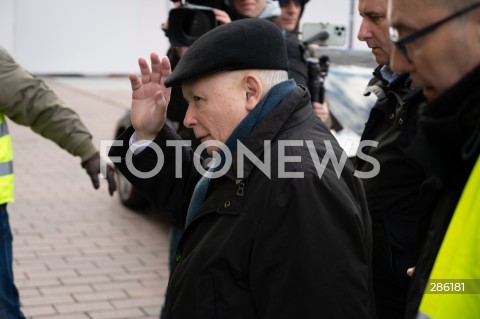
top-left (81, 153), bottom-right (117, 196)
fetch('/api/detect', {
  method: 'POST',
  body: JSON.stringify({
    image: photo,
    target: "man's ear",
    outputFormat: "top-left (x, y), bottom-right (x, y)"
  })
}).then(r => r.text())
top-left (244, 73), bottom-right (264, 111)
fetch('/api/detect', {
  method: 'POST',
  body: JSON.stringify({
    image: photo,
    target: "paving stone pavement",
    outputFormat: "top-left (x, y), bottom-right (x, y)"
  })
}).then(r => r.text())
top-left (7, 76), bottom-right (171, 319)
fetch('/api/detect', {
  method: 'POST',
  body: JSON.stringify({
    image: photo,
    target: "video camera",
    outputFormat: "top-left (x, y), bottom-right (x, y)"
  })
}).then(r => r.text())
top-left (300, 22), bottom-right (347, 130)
top-left (167, 0), bottom-right (225, 47)
top-left (301, 22), bottom-right (347, 47)
top-left (300, 22), bottom-right (346, 104)
top-left (307, 55), bottom-right (329, 104)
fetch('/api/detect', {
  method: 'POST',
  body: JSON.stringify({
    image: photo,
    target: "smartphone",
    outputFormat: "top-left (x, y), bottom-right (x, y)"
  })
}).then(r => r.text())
top-left (300, 22), bottom-right (347, 47)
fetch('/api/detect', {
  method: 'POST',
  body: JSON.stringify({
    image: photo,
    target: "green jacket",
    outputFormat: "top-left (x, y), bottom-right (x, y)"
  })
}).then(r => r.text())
top-left (0, 45), bottom-right (97, 163)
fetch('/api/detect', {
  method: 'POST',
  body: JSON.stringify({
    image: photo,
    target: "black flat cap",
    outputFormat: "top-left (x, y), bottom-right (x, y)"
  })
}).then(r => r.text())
top-left (164, 18), bottom-right (288, 87)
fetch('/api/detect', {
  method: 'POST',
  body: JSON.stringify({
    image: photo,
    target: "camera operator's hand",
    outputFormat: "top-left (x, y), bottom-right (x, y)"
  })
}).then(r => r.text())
top-left (313, 101), bottom-right (330, 125)
top-left (129, 52), bottom-right (172, 141)
top-left (213, 8), bottom-right (232, 25)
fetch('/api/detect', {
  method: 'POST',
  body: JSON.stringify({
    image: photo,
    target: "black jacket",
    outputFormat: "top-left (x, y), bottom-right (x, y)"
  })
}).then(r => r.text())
top-left (404, 64), bottom-right (480, 318)
top-left (357, 66), bottom-right (426, 319)
top-left (284, 31), bottom-right (309, 87)
top-left (110, 86), bottom-right (376, 319)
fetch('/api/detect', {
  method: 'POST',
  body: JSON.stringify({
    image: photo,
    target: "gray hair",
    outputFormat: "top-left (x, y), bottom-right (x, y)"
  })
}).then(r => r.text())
top-left (251, 69), bottom-right (289, 92)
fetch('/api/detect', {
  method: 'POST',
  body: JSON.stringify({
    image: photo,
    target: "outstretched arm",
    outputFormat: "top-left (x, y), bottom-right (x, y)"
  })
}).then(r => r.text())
top-left (0, 46), bottom-right (116, 195)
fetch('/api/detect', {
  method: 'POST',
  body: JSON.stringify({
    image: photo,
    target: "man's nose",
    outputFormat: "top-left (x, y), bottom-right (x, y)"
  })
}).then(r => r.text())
top-left (183, 105), bottom-right (196, 128)
top-left (390, 44), bottom-right (414, 74)
top-left (357, 19), bottom-right (371, 41)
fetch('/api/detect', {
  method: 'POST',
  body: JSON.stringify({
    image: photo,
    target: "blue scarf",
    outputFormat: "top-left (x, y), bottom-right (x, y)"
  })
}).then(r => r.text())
top-left (184, 79), bottom-right (296, 228)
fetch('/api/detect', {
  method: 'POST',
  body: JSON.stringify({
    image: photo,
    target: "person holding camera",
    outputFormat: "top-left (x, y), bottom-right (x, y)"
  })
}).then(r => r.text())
top-left (272, 0), bottom-right (308, 85)
top-left (225, 0), bottom-right (331, 125)
top-left (110, 18), bottom-right (375, 319)
top-left (272, 0), bottom-right (331, 126)
top-left (356, 0), bottom-right (427, 318)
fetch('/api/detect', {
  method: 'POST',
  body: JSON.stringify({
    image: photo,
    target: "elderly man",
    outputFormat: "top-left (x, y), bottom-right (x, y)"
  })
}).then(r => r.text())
top-left (388, 0), bottom-right (480, 318)
top-left (110, 18), bottom-right (375, 318)
top-left (356, 0), bottom-right (426, 317)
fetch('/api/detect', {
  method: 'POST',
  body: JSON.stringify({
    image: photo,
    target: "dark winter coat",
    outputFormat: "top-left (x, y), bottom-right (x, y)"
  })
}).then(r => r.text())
top-left (284, 31), bottom-right (309, 87)
top-left (357, 65), bottom-right (426, 319)
top-left (110, 85), bottom-right (376, 319)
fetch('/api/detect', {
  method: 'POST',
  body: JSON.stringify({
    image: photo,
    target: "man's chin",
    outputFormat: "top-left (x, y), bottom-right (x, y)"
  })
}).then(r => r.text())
top-left (372, 49), bottom-right (389, 65)
top-left (205, 146), bottom-right (220, 156)
top-left (422, 87), bottom-right (438, 101)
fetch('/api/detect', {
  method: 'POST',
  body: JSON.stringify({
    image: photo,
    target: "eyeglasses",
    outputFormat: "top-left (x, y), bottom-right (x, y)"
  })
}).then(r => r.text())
top-left (278, 0), bottom-right (307, 8)
top-left (390, 1), bottom-right (480, 63)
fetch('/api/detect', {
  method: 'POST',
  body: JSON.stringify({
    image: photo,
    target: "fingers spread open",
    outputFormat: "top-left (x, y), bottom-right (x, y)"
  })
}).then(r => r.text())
top-left (138, 57), bottom-right (151, 84)
top-left (160, 56), bottom-right (172, 86)
top-left (150, 52), bottom-right (162, 83)
top-left (129, 72), bottom-right (141, 91)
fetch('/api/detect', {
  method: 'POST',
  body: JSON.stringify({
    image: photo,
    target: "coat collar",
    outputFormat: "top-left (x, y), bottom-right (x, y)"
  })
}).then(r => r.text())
top-left (406, 64), bottom-right (480, 179)
top-left (223, 85), bottom-right (312, 181)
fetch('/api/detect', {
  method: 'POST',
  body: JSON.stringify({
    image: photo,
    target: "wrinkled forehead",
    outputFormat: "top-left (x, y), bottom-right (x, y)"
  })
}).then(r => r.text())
top-left (388, 0), bottom-right (448, 26)
top-left (181, 71), bottom-right (240, 95)
top-left (388, 0), bottom-right (426, 29)
top-left (359, 0), bottom-right (388, 16)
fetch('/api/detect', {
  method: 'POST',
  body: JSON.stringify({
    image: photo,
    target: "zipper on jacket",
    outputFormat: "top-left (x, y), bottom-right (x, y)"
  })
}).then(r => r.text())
top-left (236, 179), bottom-right (245, 196)
top-left (174, 250), bottom-right (182, 263)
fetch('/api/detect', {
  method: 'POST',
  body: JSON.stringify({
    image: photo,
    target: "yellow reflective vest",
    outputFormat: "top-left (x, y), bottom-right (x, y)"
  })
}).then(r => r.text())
top-left (418, 155), bottom-right (480, 319)
top-left (0, 114), bottom-right (14, 203)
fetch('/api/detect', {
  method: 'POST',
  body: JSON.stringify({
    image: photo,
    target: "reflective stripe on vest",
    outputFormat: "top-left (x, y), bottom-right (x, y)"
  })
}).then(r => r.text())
top-left (418, 155), bottom-right (480, 319)
top-left (0, 119), bottom-right (8, 138)
top-left (0, 114), bottom-right (14, 204)
top-left (0, 161), bottom-right (13, 176)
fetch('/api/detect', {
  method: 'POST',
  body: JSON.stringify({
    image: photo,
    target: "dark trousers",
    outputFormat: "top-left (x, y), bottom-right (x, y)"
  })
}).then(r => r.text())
top-left (0, 204), bottom-right (26, 319)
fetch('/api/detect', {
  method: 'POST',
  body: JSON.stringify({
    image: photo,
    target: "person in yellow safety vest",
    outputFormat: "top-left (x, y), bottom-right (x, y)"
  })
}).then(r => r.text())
top-left (0, 45), bottom-right (117, 319)
top-left (0, 114), bottom-right (14, 203)
top-left (418, 155), bottom-right (480, 318)
top-left (387, 0), bottom-right (480, 318)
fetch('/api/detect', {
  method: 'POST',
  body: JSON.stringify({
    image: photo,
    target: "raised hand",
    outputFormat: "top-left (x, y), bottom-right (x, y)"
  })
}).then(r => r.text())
top-left (129, 52), bottom-right (172, 141)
